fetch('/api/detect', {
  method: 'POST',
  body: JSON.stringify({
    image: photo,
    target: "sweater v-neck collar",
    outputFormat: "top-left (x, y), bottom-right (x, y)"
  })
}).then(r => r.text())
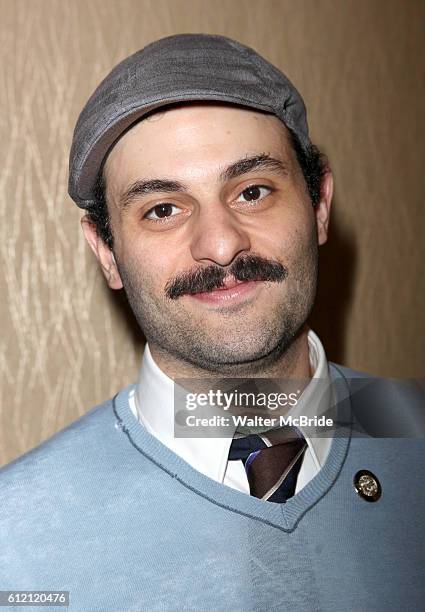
top-left (112, 363), bottom-right (352, 532)
top-left (131, 330), bottom-right (333, 491)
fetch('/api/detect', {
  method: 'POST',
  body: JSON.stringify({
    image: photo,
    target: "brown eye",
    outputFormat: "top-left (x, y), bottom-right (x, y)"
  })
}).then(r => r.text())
top-left (144, 203), bottom-right (180, 220)
top-left (236, 185), bottom-right (271, 203)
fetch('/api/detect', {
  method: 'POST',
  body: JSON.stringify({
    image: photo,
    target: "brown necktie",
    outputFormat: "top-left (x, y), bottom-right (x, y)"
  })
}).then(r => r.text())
top-left (228, 427), bottom-right (307, 503)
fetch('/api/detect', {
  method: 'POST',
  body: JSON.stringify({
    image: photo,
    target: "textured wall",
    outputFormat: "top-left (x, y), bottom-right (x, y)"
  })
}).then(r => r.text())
top-left (1, 0), bottom-right (424, 466)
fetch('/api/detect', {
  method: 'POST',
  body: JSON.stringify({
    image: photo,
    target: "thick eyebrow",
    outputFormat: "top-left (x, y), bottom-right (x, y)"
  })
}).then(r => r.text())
top-left (219, 154), bottom-right (289, 182)
top-left (118, 154), bottom-right (289, 209)
top-left (119, 179), bottom-right (187, 209)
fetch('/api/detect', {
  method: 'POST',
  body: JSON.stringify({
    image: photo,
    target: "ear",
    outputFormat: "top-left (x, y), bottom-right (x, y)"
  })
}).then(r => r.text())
top-left (80, 215), bottom-right (123, 289)
top-left (314, 169), bottom-right (333, 246)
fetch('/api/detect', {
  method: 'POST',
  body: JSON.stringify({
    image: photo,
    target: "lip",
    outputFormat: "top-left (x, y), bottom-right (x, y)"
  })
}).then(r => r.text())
top-left (189, 279), bottom-right (262, 305)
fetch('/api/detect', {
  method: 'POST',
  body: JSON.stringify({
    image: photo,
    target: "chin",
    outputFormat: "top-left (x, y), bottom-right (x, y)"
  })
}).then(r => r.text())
top-left (183, 328), bottom-right (292, 371)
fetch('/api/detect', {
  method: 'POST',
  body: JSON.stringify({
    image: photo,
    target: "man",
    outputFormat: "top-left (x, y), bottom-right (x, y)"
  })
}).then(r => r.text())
top-left (0, 34), bottom-right (424, 611)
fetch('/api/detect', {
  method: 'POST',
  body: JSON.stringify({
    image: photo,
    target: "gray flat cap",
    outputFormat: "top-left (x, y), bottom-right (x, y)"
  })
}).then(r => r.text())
top-left (68, 33), bottom-right (311, 209)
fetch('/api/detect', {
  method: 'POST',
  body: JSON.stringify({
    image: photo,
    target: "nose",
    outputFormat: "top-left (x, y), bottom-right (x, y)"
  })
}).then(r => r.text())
top-left (189, 202), bottom-right (251, 266)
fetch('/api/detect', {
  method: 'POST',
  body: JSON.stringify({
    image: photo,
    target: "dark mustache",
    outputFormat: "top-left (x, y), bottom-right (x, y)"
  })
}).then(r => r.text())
top-left (165, 254), bottom-right (287, 300)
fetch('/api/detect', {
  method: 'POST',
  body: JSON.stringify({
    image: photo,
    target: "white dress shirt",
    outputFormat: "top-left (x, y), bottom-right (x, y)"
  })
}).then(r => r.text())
top-left (129, 329), bottom-right (333, 495)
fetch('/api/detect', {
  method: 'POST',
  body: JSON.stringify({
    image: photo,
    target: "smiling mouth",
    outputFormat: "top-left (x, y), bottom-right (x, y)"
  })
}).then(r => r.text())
top-left (189, 277), bottom-right (262, 305)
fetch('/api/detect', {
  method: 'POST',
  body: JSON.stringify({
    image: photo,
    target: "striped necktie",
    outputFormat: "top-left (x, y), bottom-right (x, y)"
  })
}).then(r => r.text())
top-left (228, 427), bottom-right (307, 503)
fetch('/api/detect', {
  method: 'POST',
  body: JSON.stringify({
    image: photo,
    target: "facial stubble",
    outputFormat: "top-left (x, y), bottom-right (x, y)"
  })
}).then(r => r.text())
top-left (114, 228), bottom-right (318, 375)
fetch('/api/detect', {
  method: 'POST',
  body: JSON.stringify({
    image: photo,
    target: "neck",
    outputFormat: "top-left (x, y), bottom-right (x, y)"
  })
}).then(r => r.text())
top-left (148, 325), bottom-right (312, 381)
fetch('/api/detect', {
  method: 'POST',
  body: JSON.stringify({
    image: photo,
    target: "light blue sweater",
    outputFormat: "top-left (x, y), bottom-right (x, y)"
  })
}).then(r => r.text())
top-left (0, 364), bottom-right (424, 611)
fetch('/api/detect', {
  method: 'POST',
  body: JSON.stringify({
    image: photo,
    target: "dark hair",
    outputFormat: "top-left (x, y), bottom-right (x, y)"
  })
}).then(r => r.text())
top-left (90, 169), bottom-right (113, 248)
top-left (288, 130), bottom-right (328, 207)
top-left (87, 129), bottom-right (328, 250)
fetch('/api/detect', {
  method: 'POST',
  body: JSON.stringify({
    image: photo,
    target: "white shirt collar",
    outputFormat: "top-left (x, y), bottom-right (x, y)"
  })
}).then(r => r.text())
top-left (130, 329), bottom-right (332, 483)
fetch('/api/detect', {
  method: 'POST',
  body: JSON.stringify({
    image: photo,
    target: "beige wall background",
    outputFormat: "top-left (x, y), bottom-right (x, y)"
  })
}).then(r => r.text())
top-left (0, 0), bottom-right (424, 466)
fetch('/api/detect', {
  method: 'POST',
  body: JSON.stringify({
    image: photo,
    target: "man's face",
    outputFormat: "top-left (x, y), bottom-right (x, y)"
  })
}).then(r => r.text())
top-left (88, 103), bottom-right (331, 373)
